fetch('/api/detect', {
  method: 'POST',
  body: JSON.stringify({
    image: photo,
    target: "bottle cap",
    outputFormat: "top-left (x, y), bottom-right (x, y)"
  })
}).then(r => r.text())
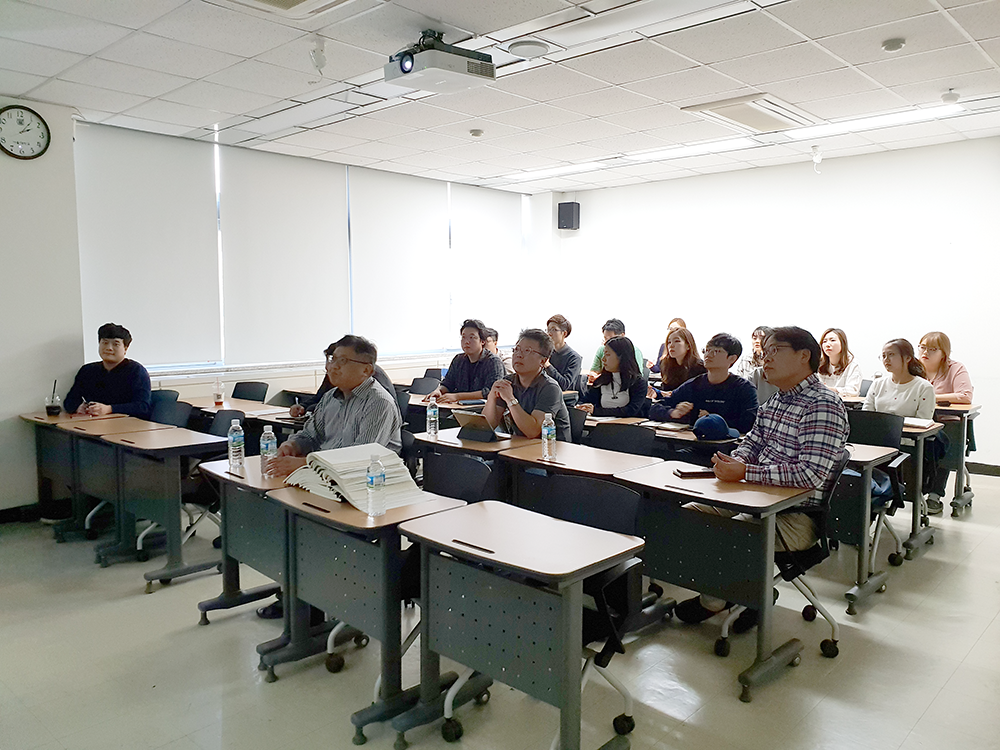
top-left (263, 425), bottom-right (273, 433)
top-left (231, 419), bottom-right (240, 426)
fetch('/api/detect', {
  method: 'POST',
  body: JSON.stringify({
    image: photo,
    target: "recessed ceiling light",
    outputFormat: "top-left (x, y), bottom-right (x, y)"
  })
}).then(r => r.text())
top-left (508, 39), bottom-right (550, 59)
top-left (469, 129), bottom-right (484, 137)
top-left (942, 89), bottom-right (960, 105)
top-left (881, 37), bottom-right (906, 53)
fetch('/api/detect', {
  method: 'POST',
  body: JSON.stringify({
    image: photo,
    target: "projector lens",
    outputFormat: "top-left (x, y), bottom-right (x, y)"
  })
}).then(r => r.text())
top-left (399, 53), bottom-right (414, 73)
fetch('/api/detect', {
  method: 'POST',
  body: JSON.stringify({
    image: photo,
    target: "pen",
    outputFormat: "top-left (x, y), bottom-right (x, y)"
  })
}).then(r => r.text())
top-left (662, 483), bottom-right (704, 495)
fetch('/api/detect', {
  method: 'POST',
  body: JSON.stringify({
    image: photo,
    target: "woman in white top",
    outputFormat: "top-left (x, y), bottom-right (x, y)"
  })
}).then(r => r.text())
top-left (817, 328), bottom-right (864, 397)
top-left (863, 338), bottom-right (935, 419)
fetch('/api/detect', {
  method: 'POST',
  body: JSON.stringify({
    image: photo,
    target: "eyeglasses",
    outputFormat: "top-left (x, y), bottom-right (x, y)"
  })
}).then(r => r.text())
top-left (917, 345), bottom-right (939, 353)
top-left (326, 355), bottom-right (369, 367)
top-left (702, 347), bottom-right (727, 357)
top-left (512, 346), bottom-right (543, 357)
top-left (545, 326), bottom-right (563, 334)
top-left (762, 344), bottom-right (793, 359)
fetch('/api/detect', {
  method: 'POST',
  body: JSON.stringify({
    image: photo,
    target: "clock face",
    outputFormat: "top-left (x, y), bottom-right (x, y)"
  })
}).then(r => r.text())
top-left (0, 106), bottom-right (51, 160)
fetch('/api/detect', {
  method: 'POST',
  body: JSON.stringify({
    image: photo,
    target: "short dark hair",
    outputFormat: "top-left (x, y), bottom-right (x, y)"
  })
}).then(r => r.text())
top-left (707, 332), bottom-right (742, 358)
top-left (460, 318), bottom-right (487, 342)
top-left (98, 323), bottom-right (131, 347)
top-left (483, 327), bottom-right (498, 342)
top-left (518, 328), bottom-right (554, 359)
top-left (602, 318), bottom-right (626, 335)
top-left (546, 314), bottom-right (572, 336)
top-left (768, 327), bottom-right (820, 372)
top-left (325, 335), bottom-right (377, 364)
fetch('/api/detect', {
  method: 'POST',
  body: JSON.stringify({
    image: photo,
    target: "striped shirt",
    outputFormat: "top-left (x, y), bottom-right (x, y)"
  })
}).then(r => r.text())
top-left (288, 376), bottom-right (401, 455)
top-left (733, 373), bottom-right (848, 493)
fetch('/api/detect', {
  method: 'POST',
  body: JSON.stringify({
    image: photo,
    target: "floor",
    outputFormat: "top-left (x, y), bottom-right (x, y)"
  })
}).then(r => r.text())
top-left (2, 479), bottom-right (1000, 750)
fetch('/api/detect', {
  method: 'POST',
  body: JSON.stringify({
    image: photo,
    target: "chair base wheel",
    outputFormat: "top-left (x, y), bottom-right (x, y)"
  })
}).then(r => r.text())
top-left (802, 605), bottom-right (817, 622)
top-left (613, 714), bottom-right (635, 735)
top-left (474, 689), bottom-right (490, 705)
top-left (714, 638), bottom-right (730, 657)
top-left (441, 718), bottom-right (463, 742)
top-left (888, 552), bottom-right (904, 566)
top-left (354, 634), bottom-right (370, 648)
top-left (85, 528), bottom-right (99, 540)
top-left (821, 639), bottom-right (839, 658)
top-left (326, 653), bottom-right (345, 673)
top-left (136, 549), bottom-right (150, 562)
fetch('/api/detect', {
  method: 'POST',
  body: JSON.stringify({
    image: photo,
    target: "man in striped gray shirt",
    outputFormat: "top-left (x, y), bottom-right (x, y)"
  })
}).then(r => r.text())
top-left (270, 334), bottom-right (402, 479)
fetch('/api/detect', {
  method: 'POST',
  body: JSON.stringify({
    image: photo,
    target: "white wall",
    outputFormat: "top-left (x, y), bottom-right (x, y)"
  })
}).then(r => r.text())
top-left (544, 137), bottom-right (1000, 462)
top-left (0, 99), bottom-right (84, 511)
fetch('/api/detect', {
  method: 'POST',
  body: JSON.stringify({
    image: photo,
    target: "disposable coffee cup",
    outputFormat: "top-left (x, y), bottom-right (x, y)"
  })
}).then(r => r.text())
top-left (45, 395), bottom-right (61, 417)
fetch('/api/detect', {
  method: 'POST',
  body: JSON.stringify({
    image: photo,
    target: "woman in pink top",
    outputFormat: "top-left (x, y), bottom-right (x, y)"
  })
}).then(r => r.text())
top-left (919, 331), bottom-right (974, 512)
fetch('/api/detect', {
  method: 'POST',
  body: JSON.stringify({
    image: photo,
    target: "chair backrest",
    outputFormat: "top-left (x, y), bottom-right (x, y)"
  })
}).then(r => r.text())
top-left (858, 379), bottom-right (873, 397)
top-left (423, 368), bottom-right (443, 380)
top-left (150, 389), bottom-right (179, 407)
top-left (568, 406), bottom-right (587, 444)
top-left (231, 381), bottom-right (268, 402)
top-left (209, 410), bottom-right (245, 437)
top-left (562, 390), bottom-right (579, 408)
top-left (151, 399), bottom-right (193, 428)
top-left (848, 410), bottom-right (904, 449)
top-left (587, 423), bottom-right (654, 456)
top-left (422, 452), bottom-right (492, 503)
top-left (396, 389), bottom-right (410, 420)
top-left (537, 474), bottom-right (641, 536)
top-left (409, 377), bottom-right (440, 396)
top-left (267, 389), bottom-right (313, 407)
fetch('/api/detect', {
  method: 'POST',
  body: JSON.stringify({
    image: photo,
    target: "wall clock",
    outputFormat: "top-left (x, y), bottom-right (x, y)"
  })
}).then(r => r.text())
top-left (0, 105), bottom-right (50, 160)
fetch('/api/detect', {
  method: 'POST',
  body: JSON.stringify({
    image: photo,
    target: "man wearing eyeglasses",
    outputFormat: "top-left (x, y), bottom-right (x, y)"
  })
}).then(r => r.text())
top-left (426, 318), bottom-right (506, 404)
top-left (483, 329), bottom-right (571, 441)
top-left (288, 342), bottom-right (397, 418)
top-left (269, 334), bottom-right (401, 480)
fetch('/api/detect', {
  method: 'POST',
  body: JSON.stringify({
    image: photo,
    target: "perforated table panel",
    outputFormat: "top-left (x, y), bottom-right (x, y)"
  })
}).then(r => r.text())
top-left (227, 486), bottom-right (286, 582)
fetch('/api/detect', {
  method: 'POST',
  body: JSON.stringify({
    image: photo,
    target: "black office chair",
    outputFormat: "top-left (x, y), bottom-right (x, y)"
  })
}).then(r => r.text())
top-left (562, 390), bottom-right (579, 408)
top-left (422, 452), bottom-right (492, 503)
top-left (409, 377), bottom-right (440, 396)
top-left (423, 368), bottom-right (443, 380)
top-left (150, 389), bottom-right (179, 408)
top-left (151, 399), bottom-right (193, 428)
top-left (859, 379), bottom-right (873, 397)
top-left (266, 389), bottom-right (313, 407)
top-left (231, 381), bottom-right (268, 402)
top-left (716, 449), bottom-right (853, 661)
top-left (568, 407), bottom-right (587, 444)
top-left (587, 423), bottom-right (654, 457)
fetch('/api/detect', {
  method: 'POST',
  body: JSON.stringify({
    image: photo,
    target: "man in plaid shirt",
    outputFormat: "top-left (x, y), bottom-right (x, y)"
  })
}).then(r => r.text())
top-left (676, 326), bottom-right (849, 626)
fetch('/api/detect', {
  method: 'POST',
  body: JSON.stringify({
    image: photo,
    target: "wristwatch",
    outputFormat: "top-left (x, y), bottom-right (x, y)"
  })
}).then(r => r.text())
top-left (509, 398), bottom-right (519, 407)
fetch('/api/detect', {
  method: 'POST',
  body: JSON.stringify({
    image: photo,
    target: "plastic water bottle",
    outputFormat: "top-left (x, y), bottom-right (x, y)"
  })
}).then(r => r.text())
top-left (227, 419), bottom-right (244, 471)
top-left (542, 413), bottom-right (556, 459)
top-left (366, 454), bottom-right (386, 517)
top-left (259, 425), bottom-right (277, 477)
top-left (426, 396), bottom-right (439, 437)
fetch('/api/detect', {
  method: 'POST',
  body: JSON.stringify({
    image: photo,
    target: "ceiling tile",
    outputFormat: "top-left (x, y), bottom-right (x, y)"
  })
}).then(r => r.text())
top-left (256, 36), bottom-right (386, 82)
top-left (98, 33), bottom-right (242, 79)
top-left (860, 45), bottom-right (991, 87)
top-left (600, 102), bottom-right (699, 130)
top-left (583, 131), bottom-right (670, 154)
top-left (537, 142), bottom-right (612, 161)
top-left (0, 67), bottom-right (47, 96)
top-left (487, 103), bottom-right (586, 129)
top-left (769, 0), bottom-right (938, 39)
top-left (763, 67), bottom-right (880, 104)
top-left (143, 2), bottom-right (302, 58)
top-left (560, 40), bottom-right (696, 84)
top-left (881, 132), bottom-right (965, 150)
top-left (654, 10), bottom-right (804, 64)
top-left (124, 99), bottom-right (229, 128)
top-left (800, 89), bottom-right (911, 120)
top-left (365, 101), bottom-right (471, 128)
top-left (817, 12), bottom-right (970, 65)
top-left (949, 1), bottom-right (1000, 41)
top-left (162, 81), bottom-right (280, 115)
top-left (982, 37), bottom-right (1000, 66)
top-left (479, 152), bottom-right (564, 170)
top-left (369, 161), bottom-right (428, 176)
top-left (201, 127), bottom-right (258, 145)
top-left (443, 161), bottom-right (510, 178)
top-left (252, 141), bottom-right (325, 158)
top-left (207, 60), bottom-right (317, 100)
top-left (59, 58), bottom-right (190, 98)
top-left (646, 118), bottom-right (742, 143)
top-left (712, 43), bottom-right (844, 86)
top-left (29, 78), bottom-right (146, 112)
top-left (551, 86), bottom-right (659, 117)
top-left (889, 68), bottom-right (1000, 104)
top-left (624, 66), bottom-right (744, 102)
top-left (315, 151), bottom-right (377, 166)
top-left (663, 152), bottom-right (740, 170)
top-left (435, 142), bottom-right (517, 162)
top-left (273, 129), bottom-right (365, 151)
top-left (0, 1), bottom-right (131, 55)
top-left (379, 130), bottom-right (467, 151)
top-left (338, 140), bottom-right (421, 160)
top-left (319, 3), bottom-right (468, 56)
top-left (860, 119), bottom-right (957, 143)
top-left (388, 150), bottom-right (470, 169)
top-left (21, 0), bottom-right (186, 28)
top-left (0, 38), bottom-right (84, 77)
top-left (493, 64), bottom-right (609, 101)
top-left (317, 116), bottom-right (414, 141)
top-left (946, 108), bottom-right (1000, 132)
top-left (429, 86), bottom-right (535, 117)
top-left (488, 130), bottom-right (573, 152)
top-left (537, 117), bottom-right (631, 143)
top-left (102, 114), bottom-right (195, 135)
top-left (782, 132), bottom-right (876, 152)
top-left (395, 0), bottom-right (566, 36)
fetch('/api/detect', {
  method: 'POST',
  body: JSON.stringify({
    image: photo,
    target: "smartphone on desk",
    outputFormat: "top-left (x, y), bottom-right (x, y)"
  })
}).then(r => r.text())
top-left (673, 468), bottom-right (716, 479)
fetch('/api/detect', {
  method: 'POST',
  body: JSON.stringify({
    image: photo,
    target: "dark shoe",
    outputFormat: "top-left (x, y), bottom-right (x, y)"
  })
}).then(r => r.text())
top-left (732, 608), bottom-right (759, 634)
top-left (926, 497), bottom-right (944, 515)
top-left (256, 600), bottom-right (283, 619)
top-left (676, 596), bottom-right (728, 624)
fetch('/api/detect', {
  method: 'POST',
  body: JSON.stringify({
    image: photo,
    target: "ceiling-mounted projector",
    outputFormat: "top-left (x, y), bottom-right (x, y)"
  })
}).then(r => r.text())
top-left (384, 30), bottom-right (495, 94)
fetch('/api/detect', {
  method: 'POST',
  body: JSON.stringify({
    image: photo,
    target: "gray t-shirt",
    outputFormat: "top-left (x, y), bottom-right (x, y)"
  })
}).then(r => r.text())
top-left (500, 371), bottom-right (571, 442)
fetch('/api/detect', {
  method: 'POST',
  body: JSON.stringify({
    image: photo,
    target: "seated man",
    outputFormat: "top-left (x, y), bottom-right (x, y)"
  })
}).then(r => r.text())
top-left (427, 319), bottom-right (506, 404)
top-left (586, 318), bottom-right (644, 384)
top-left (65, 323), bottom-right (151, 419)
top-left (544, 314), bottom-right (582, 392)
top-left (290, 342), bottom-right (396, 417)
top-left (649, 332), bottom-right (758, 435)
top-left (675, 327), bottom-right (849, 626)
top-left (483, 327), bottom-right (513, 375)
top-left (483, 328), bottom-right (571, 442)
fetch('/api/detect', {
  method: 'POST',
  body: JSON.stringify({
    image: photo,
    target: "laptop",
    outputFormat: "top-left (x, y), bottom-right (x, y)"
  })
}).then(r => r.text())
top-left (453, 411), bottom-right (512, 441)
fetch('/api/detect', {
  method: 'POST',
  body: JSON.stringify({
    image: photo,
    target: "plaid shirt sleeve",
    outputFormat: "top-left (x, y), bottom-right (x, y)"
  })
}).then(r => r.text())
top-left (480, 353), bottom-right (508, 398)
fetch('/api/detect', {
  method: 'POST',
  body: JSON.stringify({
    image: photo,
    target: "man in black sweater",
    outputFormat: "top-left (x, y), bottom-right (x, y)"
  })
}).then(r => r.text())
top-left (65, 323), bottom-right (151, 419)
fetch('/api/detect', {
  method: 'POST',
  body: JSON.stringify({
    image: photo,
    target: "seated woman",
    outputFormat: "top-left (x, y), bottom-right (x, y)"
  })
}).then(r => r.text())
top-left (576, 336), bottom-right (647, 418)
top-left (648, 317), bottom-right (686, 374)
top-left (919, 331), bottom-right (974, 511)
top-left (817, 328), bottom-right (863, 397)
top-left (735, 325), bottom-right (769, 380)
top-left (651, 327), bottom-right (705, 398)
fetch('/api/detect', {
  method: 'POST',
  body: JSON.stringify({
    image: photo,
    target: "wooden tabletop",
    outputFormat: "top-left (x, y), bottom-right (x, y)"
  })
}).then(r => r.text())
top-left (267, 486), bottom-right (464, 531)
top-left (400, 500), bottom-right (644, 584)
top-left (613, 461), bottom-right (813, 516)
top-left (846, 444), bottom-right (899, 468)
top-left (20, 411), bottom-right (126, 425)
top-left (499, 441), bottom-right (662, 477)
top-left (199, 455), bottom-right (288, 491)
top-left (186, 397), bottom-right (273, 414)
top-left (102, 428), bottom-right (226, 453)
top-left (903, 422), bottom-right (944, 439)
top-left (58, 417), bottom-right (175, 436)
top-left (583, 416), bottom-right (646, 428)
top-left (414, 427), bottom-right (539, 454)
top-left (933, 403), bottom-right (981, 418)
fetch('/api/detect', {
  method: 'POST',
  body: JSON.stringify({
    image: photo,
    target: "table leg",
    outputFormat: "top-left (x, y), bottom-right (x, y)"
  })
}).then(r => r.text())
top-left (904, 438), bottom-right (934, 560)
top-left (950, 416), bottom-right (975, 516)
top-left (51, 430), bottom-right (88, 542)
top-left (559, 580), bottom-right (583, 750)
top-left (845, 464), bottom-right (888, 614)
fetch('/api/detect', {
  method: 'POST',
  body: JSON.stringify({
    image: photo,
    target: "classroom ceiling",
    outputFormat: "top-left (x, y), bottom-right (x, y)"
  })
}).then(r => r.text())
top-left (3, 0), bottom-right (1000, 192)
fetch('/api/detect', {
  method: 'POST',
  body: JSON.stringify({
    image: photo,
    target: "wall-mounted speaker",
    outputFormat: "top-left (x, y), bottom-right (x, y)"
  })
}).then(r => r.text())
top-left (558, 201), bottom-right (580, 230)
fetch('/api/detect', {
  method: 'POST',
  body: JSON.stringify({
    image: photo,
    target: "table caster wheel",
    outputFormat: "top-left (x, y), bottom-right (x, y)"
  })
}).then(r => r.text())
top-left (821, 639), bottom-right (839, 658)
top-left (926, 536), bottom-right (934, 545)
top-left (613, 714), bottom-right (635, 735)
top-left (846, 602), bottom-right (857, 616)
top-left (740, 685), bottom-right (752, 703)
top-left (199, 611), bottom-right (210, 626)
top-left (326, 653), bottom-right (345, 673)
top-left (878, 584), bottom-right (887, 593)
top-left (136, 549), bottom-right (150, 562)
top-left (789, 655), bottom-right (801, 667)
top-left (352, 726), bottom-right (367, 745)
top-left (85, 528), bottom-right (98, 540)
top-left (354, 634), bottom-right (369, 648)
top-left (264, 668), bottom-right (277, 683)
top-left (441, 718), bottom-right (463, 742)
top-left (888, 552), bottom-right (904, 566)
top-left (394, 731), bottom-right (409, 750)
top-left (144, 581), bottom-right (153, 594)
top-left (802, 605), bottom-right (817, 622)
top-left (475, 689), bottom-right (490, 706)
top-left (714, 638), bottom-right (730, 657)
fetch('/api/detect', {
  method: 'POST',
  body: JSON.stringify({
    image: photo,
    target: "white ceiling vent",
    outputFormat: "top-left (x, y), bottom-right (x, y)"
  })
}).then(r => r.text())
top-left (682, 94), bottom-right (819, 135)
top-left (215, 0), bottom-right (361, 20)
